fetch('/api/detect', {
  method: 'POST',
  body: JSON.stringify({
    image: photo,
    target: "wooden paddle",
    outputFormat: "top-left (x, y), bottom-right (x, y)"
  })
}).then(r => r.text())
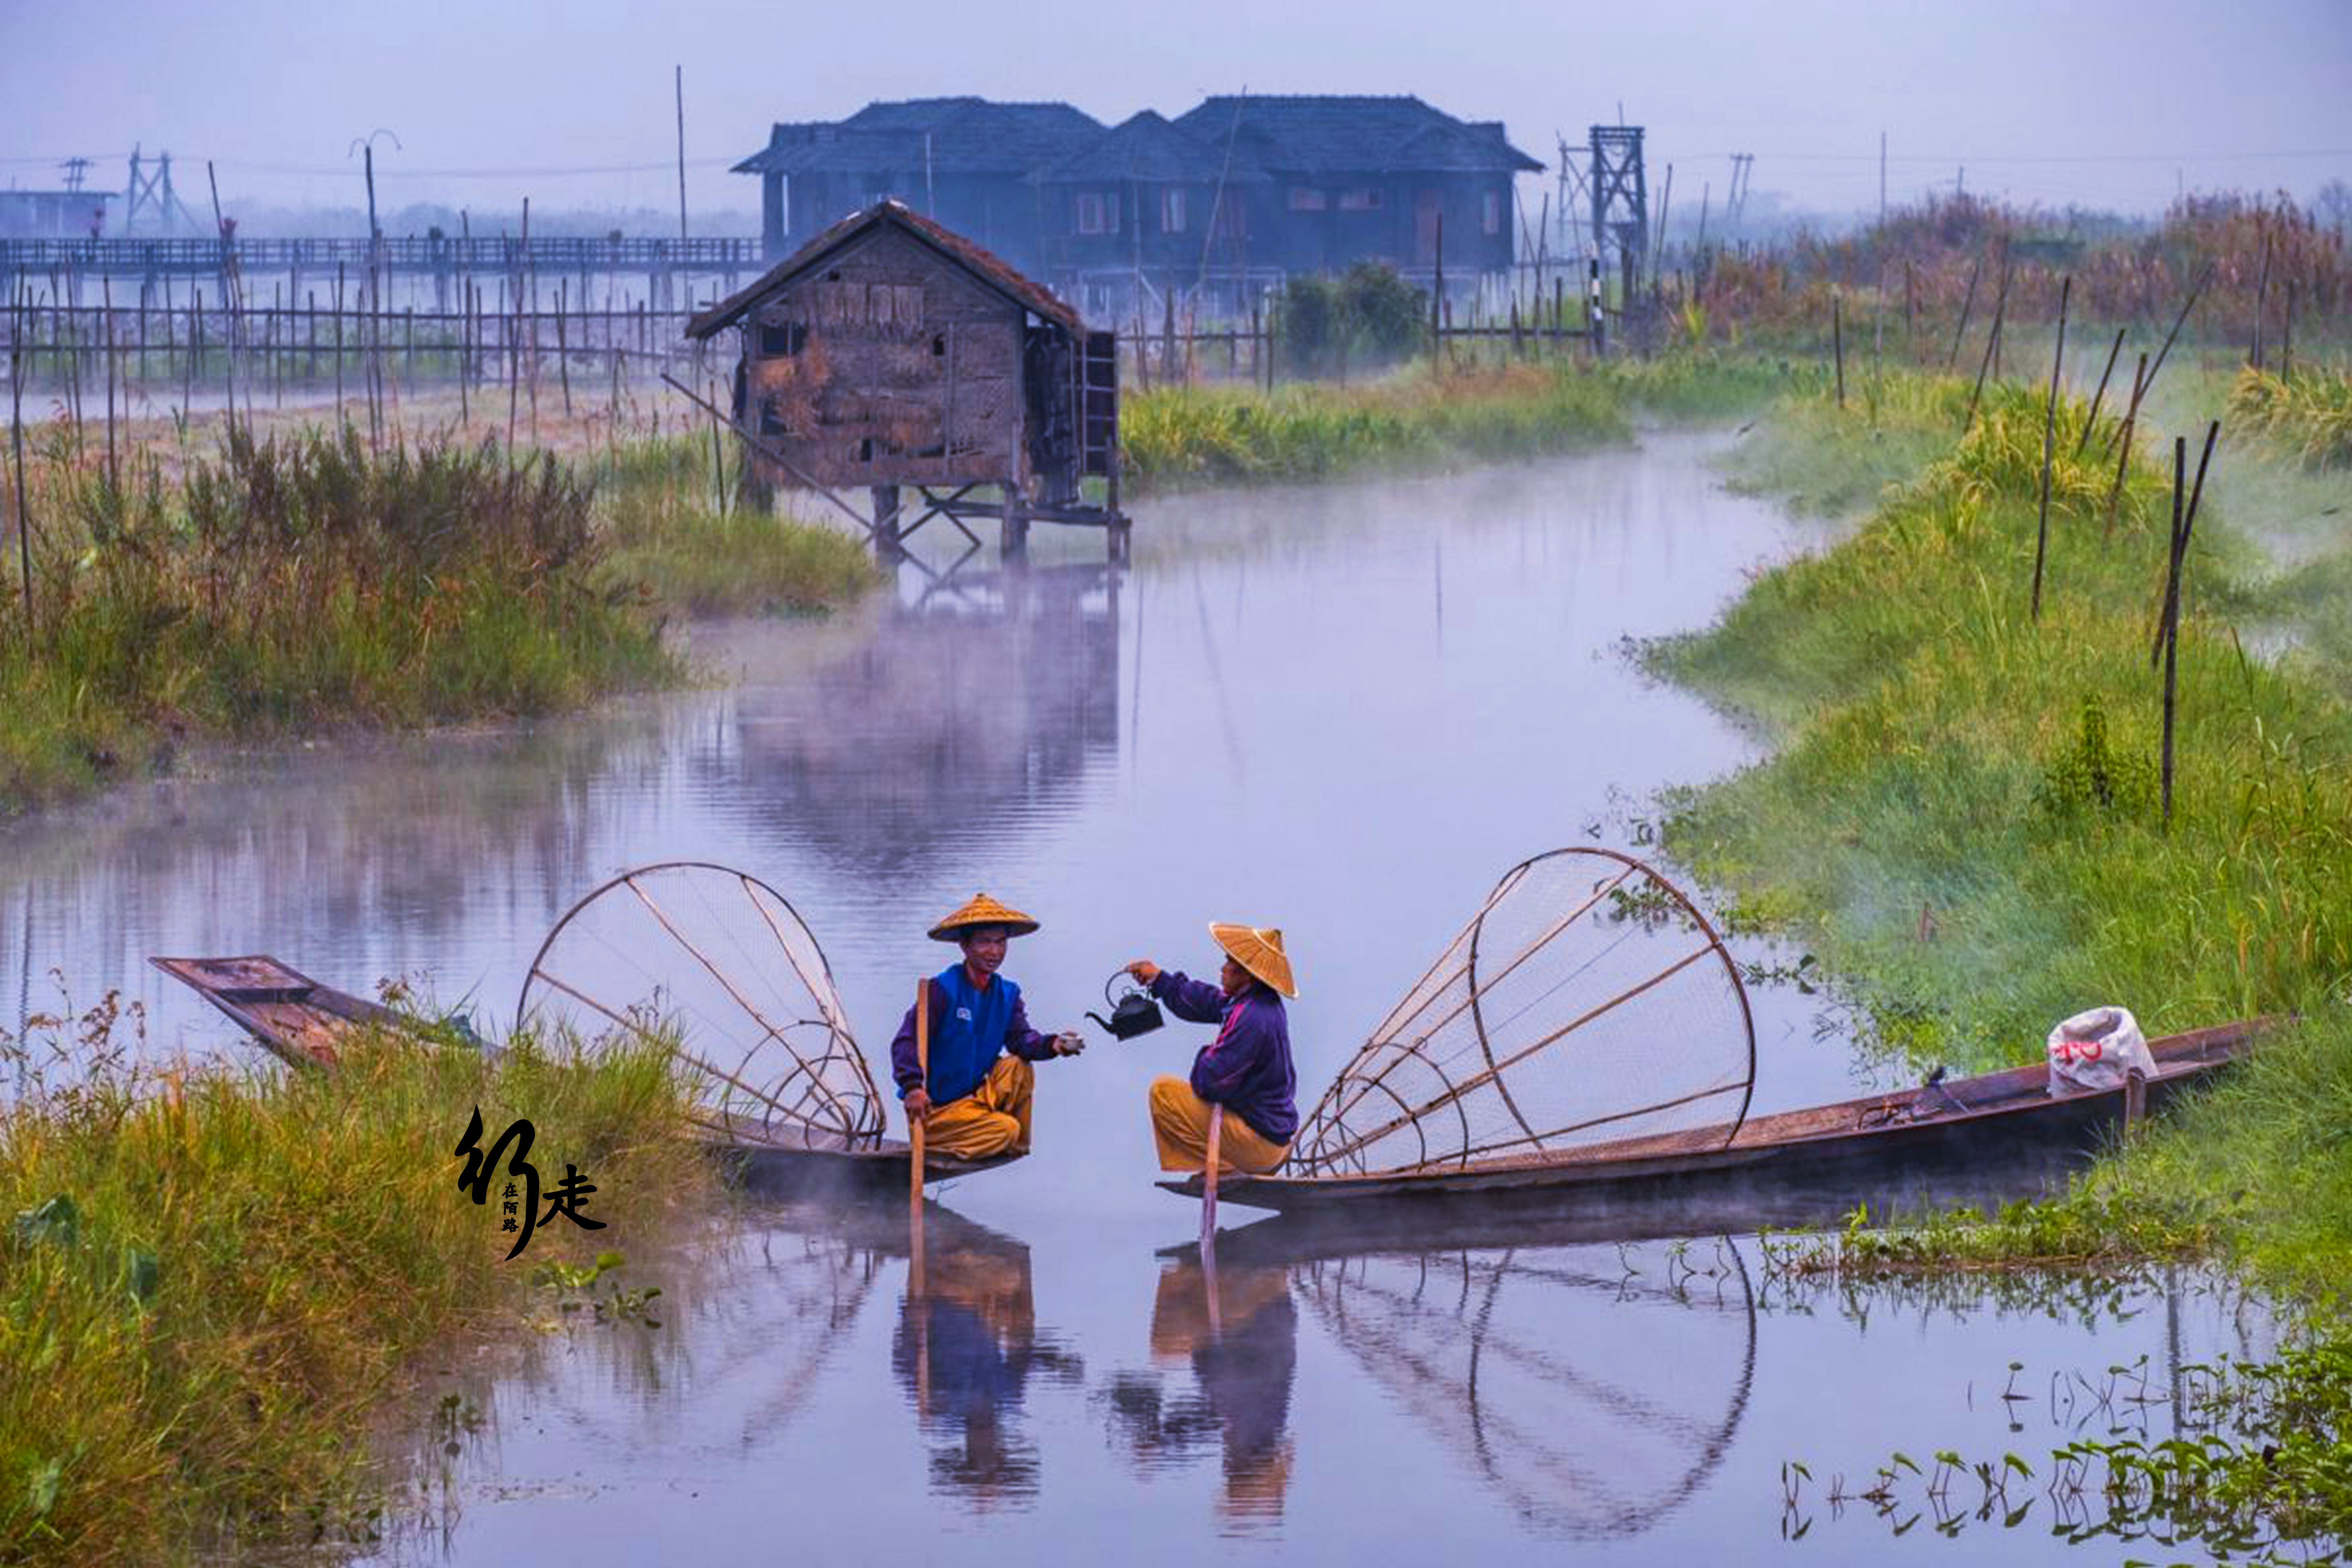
top-left (1199, 1103), bottom-right (1223, 1253)
top-left (909, 977), bottom-right (929, 1287)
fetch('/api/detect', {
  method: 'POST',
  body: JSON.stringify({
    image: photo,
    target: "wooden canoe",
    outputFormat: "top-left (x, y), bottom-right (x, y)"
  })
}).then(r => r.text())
top-left (151, 954), bottom-right (426, 1070)
top-left (1159, 1018), bottom-right (2262, 1234)
top-left (702, 1109), bottom-right (1025, 1196)
top-left (156, 954), bottom-right (1019, 1193)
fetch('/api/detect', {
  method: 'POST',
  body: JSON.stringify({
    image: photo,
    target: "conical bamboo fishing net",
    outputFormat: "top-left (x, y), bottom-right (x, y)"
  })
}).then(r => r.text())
top-left (1286, 848), bottom-right (1754, 1177)
top-left (516, 862), bottom-right (884, 1149)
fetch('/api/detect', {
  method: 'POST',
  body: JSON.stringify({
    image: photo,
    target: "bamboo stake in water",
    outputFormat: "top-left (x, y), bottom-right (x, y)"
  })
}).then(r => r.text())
top-left (1831, 291), bottom-right (1844, 410)
top-left (2031, 275), bottom-right (2071, 623)
top-left (2076, 326), bottom-right (2125, 459)
top-left (1945, 254), bottom-right (1982, 372)
top-left (2153, 421), bottom-right (2218, 671)
top-left (9, 287), bottom-right (32, 639)
top-left (102, 276), bottom-right (117, 488)
top-left (1962, 256), bottom-right (2011, 434)
top-left (2104, 352), bottom-right (2148, 537)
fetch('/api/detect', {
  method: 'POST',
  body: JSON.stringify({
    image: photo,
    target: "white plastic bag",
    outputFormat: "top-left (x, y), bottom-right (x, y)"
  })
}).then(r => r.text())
top-left (2045, 1005), bottom-right (2156, 1096)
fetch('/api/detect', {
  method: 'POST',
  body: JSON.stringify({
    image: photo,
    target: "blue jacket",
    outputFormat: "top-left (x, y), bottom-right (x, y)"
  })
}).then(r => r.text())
top-left (891, 964), bottom-right (1058, 1104)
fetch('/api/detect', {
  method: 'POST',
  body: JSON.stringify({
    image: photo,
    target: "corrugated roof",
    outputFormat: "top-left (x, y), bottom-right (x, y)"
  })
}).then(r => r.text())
top-left (684, 199), bottom-right (1081, 341)
top-left (1171, 95), bottom-right (1542, 175)
top-left (1032, 110), bottom-right (1271, 185)
top-left (734, 99), bottom-right (1103, 177)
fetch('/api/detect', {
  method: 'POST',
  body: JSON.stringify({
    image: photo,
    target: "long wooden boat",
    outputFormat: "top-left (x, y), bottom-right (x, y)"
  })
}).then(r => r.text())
top-left (704, 1110), bottom-right (1025, 1196)
top-left (155, 953), bottom-right (1015, 1193)
top-left (151, 954), bottom-right (425, 1070)
top-left (1159, 1019), bottom-right (2262, 1235)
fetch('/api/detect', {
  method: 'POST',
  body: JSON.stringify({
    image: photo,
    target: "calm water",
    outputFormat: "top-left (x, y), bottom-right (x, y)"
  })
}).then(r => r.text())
top-left (0, 435), bottom-right (2267, 1562)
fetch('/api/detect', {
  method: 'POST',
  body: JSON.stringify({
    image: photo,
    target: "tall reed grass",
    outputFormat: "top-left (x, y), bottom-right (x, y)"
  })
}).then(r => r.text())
top-left (1652, 366), bottom-right (2352, 1290)
top-left (589, 435), bottom-right (879, 615)
top-left (1120, 355), bottom-right (1804, 491)
top-left (0, 1003), bottom-right (713, 1563)
top-left (2227, 363), bottom-right (2352, 468)
top-left (0, 425), bottom-right (680, 813)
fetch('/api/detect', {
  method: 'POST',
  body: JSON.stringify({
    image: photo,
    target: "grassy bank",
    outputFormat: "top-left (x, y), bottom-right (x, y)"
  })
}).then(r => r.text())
top-left (1652, 362), bottom-right (2352, 1551)
top-left (590, 436), bottom-right (880, 615)
top-left (1120, 354), bottom-right (1804, 490)
top-left (0, 423), bottom-right (882, 815)
top-left (0, 427), bottom-right (679, 813)
top-left (0, 1003), bottom-right (711, 1563)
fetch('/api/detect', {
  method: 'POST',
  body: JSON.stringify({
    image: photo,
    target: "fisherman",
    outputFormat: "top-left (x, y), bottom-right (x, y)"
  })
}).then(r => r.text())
top-left (894, 893), bottom-right (1083, 1160)
top-left (1123, 924), bottom-right (1299, 1175)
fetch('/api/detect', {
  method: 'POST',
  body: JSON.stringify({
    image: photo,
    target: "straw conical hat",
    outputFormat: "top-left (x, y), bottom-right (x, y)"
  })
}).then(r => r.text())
top-left (1210, 922), bottom-right (1298, 998)
top-left (929, 892), bottom-right (1041, 942)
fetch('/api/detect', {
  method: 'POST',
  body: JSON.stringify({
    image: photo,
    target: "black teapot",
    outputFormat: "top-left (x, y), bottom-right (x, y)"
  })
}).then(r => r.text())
top-left (1086, 971), bottom-right (1165, 1040)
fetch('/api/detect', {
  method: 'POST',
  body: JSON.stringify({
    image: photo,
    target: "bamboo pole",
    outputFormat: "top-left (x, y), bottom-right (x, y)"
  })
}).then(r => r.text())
top-left (2160, 438), bottom-right (2185, 831)
top-left (9, 286), bottom-right (32, 639)
top-left (1962, 257), bottom-right (2012, 434)
top-left (102, 276), bottom-right (117, 487)
top-left (2076, 325), bottom-right (2125, 459)
top-left (557, 280), bottom-right (572, 418)
top-left (1945, 254), bottom-right (1981, 373)
top-left (2153, 421), bottom-right (2218, 671)
top-left (2103, 352), bottom-right (2149, 537)
top-left (1831, 291), bottom-right (1844, 409)
top-left (2140, 264), bottom-right (2211, 405)
top-left (2031, 275), bottom-right (2071, 623)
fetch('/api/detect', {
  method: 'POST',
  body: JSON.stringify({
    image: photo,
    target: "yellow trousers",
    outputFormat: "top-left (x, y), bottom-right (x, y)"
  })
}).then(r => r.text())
top-left (1149, 1076), bottom-right (1289, 1174)
top-left (920, 1054), bottom-right (1034, 1159)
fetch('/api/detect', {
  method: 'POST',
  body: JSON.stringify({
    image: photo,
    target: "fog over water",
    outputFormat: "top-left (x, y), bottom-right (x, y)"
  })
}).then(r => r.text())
top-left (0, 437), bottom-right (2286, 1563)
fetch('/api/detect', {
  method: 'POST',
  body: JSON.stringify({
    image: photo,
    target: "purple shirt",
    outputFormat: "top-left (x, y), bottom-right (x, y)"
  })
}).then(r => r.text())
top-left (1149, 971), bottom-right (1298, 1146)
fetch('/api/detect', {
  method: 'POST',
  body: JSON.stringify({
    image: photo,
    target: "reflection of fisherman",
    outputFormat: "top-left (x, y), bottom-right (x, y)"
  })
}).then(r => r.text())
top-left (891, 1231), bottom-right (1075, 1504)
top-left (1149, 1258), bottom-right (1297, 1521)
top-left (1124, 924), bottom-right (1299, 1174)
top-left (893, 894), bottom-right (1083, 1159)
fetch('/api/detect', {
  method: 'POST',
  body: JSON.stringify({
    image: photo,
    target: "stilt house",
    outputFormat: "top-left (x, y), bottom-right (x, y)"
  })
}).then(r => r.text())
top-left (686, 200), bottom-right (1116, 509)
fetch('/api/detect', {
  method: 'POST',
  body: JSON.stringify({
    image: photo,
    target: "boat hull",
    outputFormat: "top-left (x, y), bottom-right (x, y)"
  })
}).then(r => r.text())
top-left (1160, 1020), bottom-right (2260, 1237)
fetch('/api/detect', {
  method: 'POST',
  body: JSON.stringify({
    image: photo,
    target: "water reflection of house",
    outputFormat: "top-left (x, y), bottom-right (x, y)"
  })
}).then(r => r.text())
top-left (711, 564), bottom-right (1122, 880)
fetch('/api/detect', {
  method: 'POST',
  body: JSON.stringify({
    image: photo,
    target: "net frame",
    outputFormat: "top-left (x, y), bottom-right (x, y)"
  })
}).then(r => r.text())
top-left (516, 861), bottom-right (886, 1148)
top-left (1287, 847), bottom-right (1755, 1177)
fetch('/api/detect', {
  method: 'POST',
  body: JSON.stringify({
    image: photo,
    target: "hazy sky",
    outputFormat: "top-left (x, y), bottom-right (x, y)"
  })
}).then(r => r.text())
top-left (7, 0), bottom-right (2349, 224)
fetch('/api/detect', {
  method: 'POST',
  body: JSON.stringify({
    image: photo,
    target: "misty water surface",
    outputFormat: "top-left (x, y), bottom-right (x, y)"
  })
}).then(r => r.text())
top-left (0, 434), bottom-right (2260, 1564)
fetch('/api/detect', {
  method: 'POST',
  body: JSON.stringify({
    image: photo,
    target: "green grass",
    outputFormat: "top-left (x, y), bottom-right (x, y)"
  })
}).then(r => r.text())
top-left (0, 425), bottom-right (884, 815)
top-left (1120, 353), bottom-right (1808, 491)
top-left (1650, 369), bottom-right (2350, 1078)
top-left (590, 436), bottom-right (879, 616)
top-left (0, 425), bottom-right (682, 814)
top-left (0, 1000), bottom-right (713, 1564)
top-left (2227, 362), bottom-right (2352, 469)
top-left (1671, 359), bottom-right (2352, 1558)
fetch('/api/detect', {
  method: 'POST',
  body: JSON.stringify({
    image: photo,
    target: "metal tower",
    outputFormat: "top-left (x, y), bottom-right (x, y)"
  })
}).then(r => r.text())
top-left (1590, 125), bottom-right (1648, 304)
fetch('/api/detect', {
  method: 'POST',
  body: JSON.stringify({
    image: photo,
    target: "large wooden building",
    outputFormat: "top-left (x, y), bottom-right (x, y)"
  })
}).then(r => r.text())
top-left (685, 200), bottom-right (1116, 521)
top-left (733, 95), bottom-right (1541, 316)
